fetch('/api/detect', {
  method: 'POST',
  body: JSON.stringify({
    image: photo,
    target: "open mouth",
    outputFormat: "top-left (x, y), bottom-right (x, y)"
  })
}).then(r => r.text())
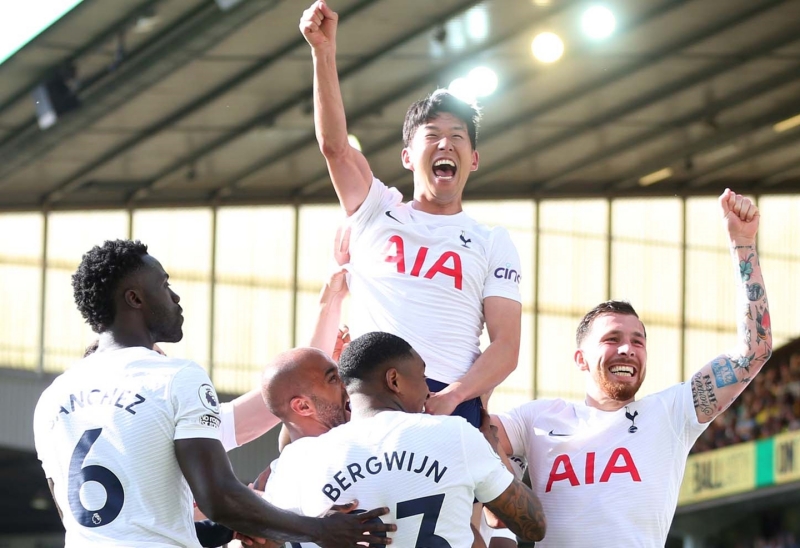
top-left (432, 158), bottom-right (457, 181)
top-left (608, 365), bottom-right (636, 378)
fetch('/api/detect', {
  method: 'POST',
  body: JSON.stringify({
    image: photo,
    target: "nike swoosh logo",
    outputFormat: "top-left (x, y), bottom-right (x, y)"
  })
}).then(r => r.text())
top-left (548, 430), bottom-right (571, 437)
top-left (385, 211), bottom-right (403, 224)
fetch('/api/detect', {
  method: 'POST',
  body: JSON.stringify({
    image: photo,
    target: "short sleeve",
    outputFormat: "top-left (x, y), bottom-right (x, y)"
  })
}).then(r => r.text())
top-left (497, 403), bottom-right (534, 458)
top-left (218, 402), bottom-right (238, 452)
top-left (262, 453), bottom-right (303, 514)
top-left (670, 382), bottom-right (710, 448)
top-left (459, 421), bottom-right (514, 503)
top-left (347, 178), bottom-right (403, 236)
top-left (32, 389), bottom-right (56, 478)
top-left (483, 227), bottom-right (522, 303)
top-left (170, 364), bottom-right (223, 442)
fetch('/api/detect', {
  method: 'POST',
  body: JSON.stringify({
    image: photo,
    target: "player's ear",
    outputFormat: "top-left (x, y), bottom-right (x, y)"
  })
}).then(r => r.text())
top-left (574, 349), bottom-right (589, 372)
top-left (385, 368), bottom-right (401, 395)
top-left (289, 396), bottom-right (314, 417)
top-left (470, 149), bottom-right (479, 172)
top-left (123, 288), bottom-right (143, 310)
top-left (401, 147), bottom-right (414, 171)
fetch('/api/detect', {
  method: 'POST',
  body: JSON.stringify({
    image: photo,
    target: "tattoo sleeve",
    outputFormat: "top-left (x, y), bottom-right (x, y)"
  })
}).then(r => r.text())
top-left (733, 245), bottom-right (772, 380)
top-left (485, 478), bottom-right (546, 542)
top-left (692, 245), bottom-right (772, 419)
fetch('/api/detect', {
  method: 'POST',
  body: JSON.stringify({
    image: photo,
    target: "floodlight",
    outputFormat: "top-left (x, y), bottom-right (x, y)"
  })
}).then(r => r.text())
top-left (448, 77), bottom-right (478, 104)
top-left (347, 134), bottom-right (362, 151)
top-left (531, 32), bottom-right (564, 63)
top-left (581, 6), bottom-right (616, 40)
top-left (467, 67), bottom-right (498, 97)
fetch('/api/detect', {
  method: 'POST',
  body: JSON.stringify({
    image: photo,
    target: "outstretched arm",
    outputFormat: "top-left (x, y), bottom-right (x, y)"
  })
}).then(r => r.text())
top-left (301, 0), bottom-right (372, 215)
top-left (175, 438), bottom-right (394, 546)
top-left (426, 297), bottom-right (521, 415)
top-left (691, 189), bottom-right (772, 424)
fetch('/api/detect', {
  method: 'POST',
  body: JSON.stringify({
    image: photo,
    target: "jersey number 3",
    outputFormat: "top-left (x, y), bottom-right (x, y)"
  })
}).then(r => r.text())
top-left (293, 494), bottom-right (451, 548)
top-left (68, 428), bottom-right (125, 528)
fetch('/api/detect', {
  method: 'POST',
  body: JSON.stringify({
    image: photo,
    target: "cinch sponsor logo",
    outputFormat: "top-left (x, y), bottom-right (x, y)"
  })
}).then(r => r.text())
top-left (494, 263), bottom-right (521, 283)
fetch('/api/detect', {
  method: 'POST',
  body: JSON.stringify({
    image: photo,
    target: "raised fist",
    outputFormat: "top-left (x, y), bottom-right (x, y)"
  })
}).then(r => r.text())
top-left (300, 0), bottom-right (338, 50)
top-left (719, 188), bottom-right (759, 244)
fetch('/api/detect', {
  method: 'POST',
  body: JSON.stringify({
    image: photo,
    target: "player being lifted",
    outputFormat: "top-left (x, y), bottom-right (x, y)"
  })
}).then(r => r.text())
top-left (300, 0), bottom-right (522, 426)
top-left (491, 190), bottom-right (772, 547)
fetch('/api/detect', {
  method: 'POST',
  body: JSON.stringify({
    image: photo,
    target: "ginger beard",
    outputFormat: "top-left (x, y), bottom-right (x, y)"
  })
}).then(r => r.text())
top-left (592, 357), bottom-right (645, 402)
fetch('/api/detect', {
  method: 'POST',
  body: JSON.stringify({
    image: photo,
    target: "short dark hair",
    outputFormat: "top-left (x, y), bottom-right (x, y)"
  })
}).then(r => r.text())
top-left (72, 240), bottom-right (149, 333)
top-left (338, 332), bottom-right (415, 386)
top-left (576, 300), bottom-right (644, 346)
top-left (402, 89), bottom-right (481, 150)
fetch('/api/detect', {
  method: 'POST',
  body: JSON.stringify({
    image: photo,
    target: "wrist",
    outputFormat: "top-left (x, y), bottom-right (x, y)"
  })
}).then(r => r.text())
top-left (440, 382), bottom-right (466, 404)
top-left (312, 46), bottom-right (336, 63)
top-left (730, 239), bottom-right (756, 249)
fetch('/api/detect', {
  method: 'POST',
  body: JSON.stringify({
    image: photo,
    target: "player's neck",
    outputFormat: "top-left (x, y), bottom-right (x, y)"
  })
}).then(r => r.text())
top-left (95, 330), bottom-right (156, 354)
top-left (411, 193), bottom-right (463, 215)
top-left (348, 394), bottom-right (406, 420)
top-left (584, 392), bottom-right (635, 412)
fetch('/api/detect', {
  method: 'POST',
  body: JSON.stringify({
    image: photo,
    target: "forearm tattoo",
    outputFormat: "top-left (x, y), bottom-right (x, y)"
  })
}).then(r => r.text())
top-left (486, 479), bottom-right (546, 542)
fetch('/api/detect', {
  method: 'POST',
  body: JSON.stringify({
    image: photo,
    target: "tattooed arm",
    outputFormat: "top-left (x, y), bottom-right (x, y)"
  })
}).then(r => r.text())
top-left (484, 479), bottom-right (546, 542)
top-left (691, 189), bottom-right (772, 424)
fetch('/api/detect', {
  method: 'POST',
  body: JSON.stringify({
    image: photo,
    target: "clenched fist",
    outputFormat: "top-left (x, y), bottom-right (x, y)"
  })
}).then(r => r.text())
top-left (719, 188), bottom-right (759, 245)
top-left (300, 0), bottom-right (338, 51)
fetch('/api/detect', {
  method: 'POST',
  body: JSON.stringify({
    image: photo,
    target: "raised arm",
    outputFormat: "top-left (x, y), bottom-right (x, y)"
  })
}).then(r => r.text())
top-left (426, 296), bottom-right (521, 415)
top-left (691, 189), bottom-right (772, 424)
top-left (301, 0), bottom-right (372, 215)
top-left (230, 390), bottom-right (281, 446)
top-left (175, 438), bottom-right (394, 546)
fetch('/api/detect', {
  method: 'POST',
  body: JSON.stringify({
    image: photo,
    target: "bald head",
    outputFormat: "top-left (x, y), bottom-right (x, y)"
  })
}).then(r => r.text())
top-left (261, 348), bottom-right (347, 434)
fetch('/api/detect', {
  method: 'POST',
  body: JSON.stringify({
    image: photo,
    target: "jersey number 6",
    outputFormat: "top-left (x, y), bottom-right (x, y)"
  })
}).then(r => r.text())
top-left (68, 428), bottom-right (125, 528)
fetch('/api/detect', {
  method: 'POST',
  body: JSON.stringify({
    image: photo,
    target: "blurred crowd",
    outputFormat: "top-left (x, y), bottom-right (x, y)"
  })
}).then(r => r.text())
top-left (692, 352), bottom-right (800, 454)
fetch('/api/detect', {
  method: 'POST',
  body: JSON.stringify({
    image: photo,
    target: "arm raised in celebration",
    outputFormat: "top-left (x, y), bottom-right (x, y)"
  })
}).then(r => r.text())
top-left (691, 189), bottom-right (772, 424)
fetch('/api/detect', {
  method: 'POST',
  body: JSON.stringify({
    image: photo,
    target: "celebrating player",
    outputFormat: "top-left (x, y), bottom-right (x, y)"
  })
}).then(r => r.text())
top-left (33, 240), bottom-right (394, 547)
top-left (300, 0), bottom-right (522, 425)
top-left (491, 189), bottom-right (771, 547)
top-left (263, 332), bottom-right (546, 546)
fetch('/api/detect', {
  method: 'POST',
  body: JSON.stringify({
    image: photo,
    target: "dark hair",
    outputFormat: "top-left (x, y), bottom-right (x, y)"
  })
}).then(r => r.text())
top-left (72, 240), bottom-right (149, 333)
top-left (338, 332), bottom-right (415, 386)
top-left (576, 300), bottom-right (644, 346)
top-left (402, 89), bottom-right (481, 150)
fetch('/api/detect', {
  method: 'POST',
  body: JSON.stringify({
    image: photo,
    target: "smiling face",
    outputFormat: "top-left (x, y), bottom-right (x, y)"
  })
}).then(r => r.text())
top-left (402, 112), bottom-right (479, 210)
top-left (575, 313), bottom-right (647, 406)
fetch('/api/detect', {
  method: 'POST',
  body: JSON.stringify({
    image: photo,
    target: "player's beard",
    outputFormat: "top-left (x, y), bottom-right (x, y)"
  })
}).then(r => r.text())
top-left (311, 395), bottom-right (347, 431)
top-left (594, 367), bottom-right (643, 402)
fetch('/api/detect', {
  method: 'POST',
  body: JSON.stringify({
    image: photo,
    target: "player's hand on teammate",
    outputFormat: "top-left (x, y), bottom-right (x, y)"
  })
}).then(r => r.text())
top-left (719, 188), bottom-right (759, 244)
top-left (300, 0), bottom-right (338, 50)
top-left (317, 500), bottom-right (395, 547)
top-left (424, 389), bottom-right (460, 416)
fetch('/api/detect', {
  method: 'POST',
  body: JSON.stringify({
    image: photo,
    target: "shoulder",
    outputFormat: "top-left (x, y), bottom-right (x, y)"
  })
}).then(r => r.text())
top-left (509, 397), bottom-right (568, 418)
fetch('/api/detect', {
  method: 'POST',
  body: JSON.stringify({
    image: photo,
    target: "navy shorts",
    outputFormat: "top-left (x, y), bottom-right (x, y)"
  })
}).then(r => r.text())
top-left (426, 378), bottom-right (482, 428)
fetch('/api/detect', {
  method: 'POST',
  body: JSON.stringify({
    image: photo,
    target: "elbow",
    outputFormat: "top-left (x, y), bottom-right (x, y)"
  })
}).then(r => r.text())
top-left (318, 138), bottom-right (350, 159)
top-left (524, 518), bottom-right (547, 543)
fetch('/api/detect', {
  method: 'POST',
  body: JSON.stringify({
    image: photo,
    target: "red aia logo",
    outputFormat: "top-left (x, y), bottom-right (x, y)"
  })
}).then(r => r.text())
top-left (546, 448), bottom-right (641, 492)
top-left (383, 235), bottom-right (463, 290)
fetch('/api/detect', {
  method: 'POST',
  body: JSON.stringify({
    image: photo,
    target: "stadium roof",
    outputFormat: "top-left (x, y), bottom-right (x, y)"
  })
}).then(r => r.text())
top-left (1, 0), bottom-right (800, 212)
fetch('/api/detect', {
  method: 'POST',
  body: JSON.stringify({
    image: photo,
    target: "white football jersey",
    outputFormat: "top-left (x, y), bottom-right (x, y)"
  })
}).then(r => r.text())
top-left (498, 382), bottom-right (709, 548)
top-left (346, 178), bottom-right (522, 384)
top-left (33, 347), bottom-right (223, 547)
top-left (264, 411), bottom-right (513, 547)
